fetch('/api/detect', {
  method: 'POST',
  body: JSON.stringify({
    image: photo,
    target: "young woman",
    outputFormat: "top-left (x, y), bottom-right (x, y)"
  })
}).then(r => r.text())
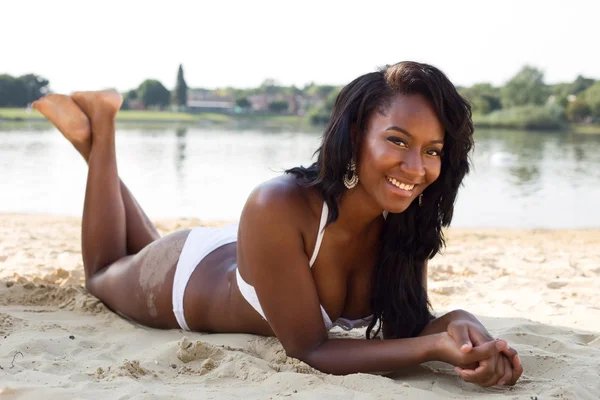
top-left (33, 61), bottom-right (522, 387)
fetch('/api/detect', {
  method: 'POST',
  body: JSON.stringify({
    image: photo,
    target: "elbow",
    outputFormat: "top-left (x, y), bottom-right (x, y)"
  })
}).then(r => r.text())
top-left (284, 346), bottom-right (307, 363)
top-left (284, 343), bottom-right (315, 367)
top-left (284, 342), bottom-right (339, 375)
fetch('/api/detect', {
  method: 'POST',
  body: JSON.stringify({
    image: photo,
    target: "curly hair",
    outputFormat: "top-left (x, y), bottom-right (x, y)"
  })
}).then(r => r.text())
top-left (286, 61), bottom-right (474, 339)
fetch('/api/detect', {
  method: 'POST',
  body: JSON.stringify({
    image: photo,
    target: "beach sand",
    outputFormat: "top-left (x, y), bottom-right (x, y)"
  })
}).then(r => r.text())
top-left (0, 213), bottom-right (599, 399)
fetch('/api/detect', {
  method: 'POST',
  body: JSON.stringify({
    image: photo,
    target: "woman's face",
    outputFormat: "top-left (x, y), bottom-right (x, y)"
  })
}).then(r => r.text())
top-left (357, 93), bottom-right (445, 214)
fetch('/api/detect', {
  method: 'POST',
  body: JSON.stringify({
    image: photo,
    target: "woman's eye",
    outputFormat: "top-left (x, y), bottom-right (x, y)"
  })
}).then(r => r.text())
top-left (427, 149), bottom-right (442, 156)
top-left (388, 137), bottom-right (407, 147)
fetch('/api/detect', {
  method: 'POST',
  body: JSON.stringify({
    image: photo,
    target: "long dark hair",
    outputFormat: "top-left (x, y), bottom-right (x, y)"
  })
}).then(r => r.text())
top-left (287, 61), bottom-right (474, 339)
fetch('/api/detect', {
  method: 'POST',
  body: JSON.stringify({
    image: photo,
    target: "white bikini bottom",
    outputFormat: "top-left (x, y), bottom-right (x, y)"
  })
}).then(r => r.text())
top-left (172, 223), bottom-right (238, 331)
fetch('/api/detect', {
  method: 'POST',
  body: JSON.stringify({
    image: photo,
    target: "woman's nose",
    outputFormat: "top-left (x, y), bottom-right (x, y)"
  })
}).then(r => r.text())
top-left (400, 150), bottom-right (426, 179)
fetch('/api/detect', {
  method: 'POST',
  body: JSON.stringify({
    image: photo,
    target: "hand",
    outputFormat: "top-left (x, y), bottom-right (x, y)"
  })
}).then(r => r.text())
top-left (448, 320), bottom-right (523, 386)
top-left (434, 331), bottom-right (506, 367)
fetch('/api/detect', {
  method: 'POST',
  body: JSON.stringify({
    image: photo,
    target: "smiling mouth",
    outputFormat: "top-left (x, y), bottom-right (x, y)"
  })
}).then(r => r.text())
top-left (386, 176), bottom-right (416, 191)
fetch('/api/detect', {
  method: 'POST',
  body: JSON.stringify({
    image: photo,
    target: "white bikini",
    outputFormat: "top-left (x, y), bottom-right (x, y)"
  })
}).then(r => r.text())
top-left (172, 201), bottom-right (374, 332)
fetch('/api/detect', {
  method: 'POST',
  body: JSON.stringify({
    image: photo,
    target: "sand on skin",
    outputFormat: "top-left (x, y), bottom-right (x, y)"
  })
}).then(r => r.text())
top-left (0, 213), bottom-right (599, 399)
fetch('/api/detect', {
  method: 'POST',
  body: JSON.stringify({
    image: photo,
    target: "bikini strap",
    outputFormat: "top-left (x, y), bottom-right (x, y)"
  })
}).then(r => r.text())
top-left (309, 201), bottom-right (328, 267)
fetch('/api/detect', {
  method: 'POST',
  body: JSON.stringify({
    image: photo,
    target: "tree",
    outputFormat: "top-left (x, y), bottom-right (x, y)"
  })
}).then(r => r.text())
top-left (323, 87), bottom-right (341, 111)
top-left (0, 73), bottom-right (49, 107)
top-left (18, 74), bottom-right (50, 104)
top-left (459, 83), bottom-right (502, 115)
top-left (501, 66), bottom-right (549, 108)
top-left (581, 81), bottom-right (600, 118)
top-left (0, 75), bottom-right (22, 107)
top-left (137, 79), bottom-right (170, 108)
top-left (571, 75), bottom-right (595, 95)
top-left (549, 82), bottom-right (572, 108)
top-left (268, 100), bottom-right (289, 113)
top-left (235, 97), bottom-right (251, 109)
top-left (308, 87), bottom-right (342, 124)
top-left (260, 79), bottom-right (284, 94)
top-left (565, 99), bottom-right (591, 122)
top-left (304, 84), bottom-right (337, 98)
top-left (172, 64), bottom-right (188, 108)
top-left (125, 89), bottom-right (138, 100)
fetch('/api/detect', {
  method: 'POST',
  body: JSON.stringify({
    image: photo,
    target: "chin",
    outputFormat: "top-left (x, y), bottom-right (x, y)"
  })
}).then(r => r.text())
top-left (382, 198), bottom-right (415, 214)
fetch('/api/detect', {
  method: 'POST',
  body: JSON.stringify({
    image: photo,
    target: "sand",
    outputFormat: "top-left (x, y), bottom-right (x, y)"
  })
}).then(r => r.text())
top-left (0, 213), bottom-right (599, 399)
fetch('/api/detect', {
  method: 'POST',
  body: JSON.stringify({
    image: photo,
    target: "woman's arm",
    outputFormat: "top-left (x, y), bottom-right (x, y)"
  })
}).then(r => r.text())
top-left (418, 309), bottom-right (485, 337)
top-left (300, 331), bottom-right (503, 375)
top-left (238, 183), bottom-right (502, 375)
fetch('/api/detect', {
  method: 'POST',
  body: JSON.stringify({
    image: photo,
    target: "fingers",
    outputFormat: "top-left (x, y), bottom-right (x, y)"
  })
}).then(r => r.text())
top-left (467, 325), bottom-right (492, 346)
top-left (466, 324), bottom-right (515, 359)
top-left (465, 339), bottom-right (504, 363)
top-left (456, 362), bottom-right (478, 370)
top-left (480, 355), bottom-right (505, 387)
top-left (507, 355), bottom-right (524, 385)
top-left (456, 358), bottom-right (495, 385)
top-left (448, 322), bottom-right (473, 353)
top-left (472, 334), bottom-right (520, 377)
top-left (458, 354), bottom-right (523, 387)
top-left (455, 336), bottom-right (523, 387)
top-left (500, 345), bottom-right (518, 360)
top-left (498, 356), bottom-right (513, 386)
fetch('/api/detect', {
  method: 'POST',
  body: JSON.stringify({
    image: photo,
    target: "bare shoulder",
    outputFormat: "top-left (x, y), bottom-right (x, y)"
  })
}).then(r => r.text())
top-left (236, 175), bottom-right (330, 355)
top-left (240, 174), bottom-right (317, 227)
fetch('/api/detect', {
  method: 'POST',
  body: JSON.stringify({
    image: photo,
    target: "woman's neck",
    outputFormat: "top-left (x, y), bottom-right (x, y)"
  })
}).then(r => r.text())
top-left (330, 185), bottom-right (384, 237)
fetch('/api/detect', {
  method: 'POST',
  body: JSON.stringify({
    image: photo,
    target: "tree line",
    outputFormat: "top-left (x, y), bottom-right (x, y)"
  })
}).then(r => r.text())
top-left (1, 65), bottom-right (599, 128)
top-left (458, 66), bottom-right (600, 128)
top-left (0, 74), bottom-right (50, 107)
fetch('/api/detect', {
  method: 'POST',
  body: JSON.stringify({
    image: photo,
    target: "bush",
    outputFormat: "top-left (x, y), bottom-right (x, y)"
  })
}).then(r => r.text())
top-left (580, 82), bottom-right (600, 118)
top-left (566, 100), bottom-right (592, 122)
top-left (473, 105), bottom-right (566, 130)
top-left (268, 100), bottom-right (289, 113)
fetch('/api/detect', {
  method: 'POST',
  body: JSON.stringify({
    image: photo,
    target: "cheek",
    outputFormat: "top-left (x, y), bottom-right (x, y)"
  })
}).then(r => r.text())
top-left (358, 141), bottom-right (389, 173)
top-left (425, 159), bottom-right (442, 183)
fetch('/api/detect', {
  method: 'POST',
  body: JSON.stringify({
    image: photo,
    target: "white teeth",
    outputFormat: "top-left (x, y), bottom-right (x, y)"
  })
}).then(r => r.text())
top-left (386, 177), bottom-right (414, 191)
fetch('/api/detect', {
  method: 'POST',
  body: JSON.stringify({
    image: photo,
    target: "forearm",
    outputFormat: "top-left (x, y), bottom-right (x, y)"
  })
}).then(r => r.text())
top-left (300, 334), bottom-right (440, 375)
top-left (418, 309), bottom-right (490, 338)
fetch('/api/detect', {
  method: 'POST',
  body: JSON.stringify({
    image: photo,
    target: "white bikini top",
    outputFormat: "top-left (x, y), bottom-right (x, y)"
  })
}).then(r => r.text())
top-left (236, 201), bottom-right (378, 331)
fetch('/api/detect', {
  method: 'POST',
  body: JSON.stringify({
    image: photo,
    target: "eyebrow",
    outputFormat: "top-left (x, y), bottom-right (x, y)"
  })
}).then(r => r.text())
top-left (385, 125), bottom-right (444, 144)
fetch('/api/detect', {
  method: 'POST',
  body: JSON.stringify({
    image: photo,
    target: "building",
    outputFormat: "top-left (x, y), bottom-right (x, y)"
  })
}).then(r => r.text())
top-left (186, 89), bottom-right (235, 113)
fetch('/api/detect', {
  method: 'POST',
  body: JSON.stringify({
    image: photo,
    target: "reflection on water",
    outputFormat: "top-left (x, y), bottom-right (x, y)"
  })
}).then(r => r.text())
top-left (1, 125), bottom-right (599, 228)
top-left (452, 128), bottom-right (600, 228)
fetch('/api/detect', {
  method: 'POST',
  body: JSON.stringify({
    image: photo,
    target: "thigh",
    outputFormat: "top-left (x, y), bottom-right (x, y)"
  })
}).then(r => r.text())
top-left (87, 230), bottom-right (191, 328)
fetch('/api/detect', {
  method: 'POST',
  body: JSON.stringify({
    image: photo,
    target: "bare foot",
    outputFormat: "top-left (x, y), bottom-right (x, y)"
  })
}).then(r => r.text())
top-left (71, 90), bottom-right (123, 122)
top-left (32, 94), bottom-right (92, 160)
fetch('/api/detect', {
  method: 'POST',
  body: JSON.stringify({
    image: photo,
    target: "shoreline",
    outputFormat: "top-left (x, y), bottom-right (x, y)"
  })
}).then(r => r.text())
top-left (2, 108), bottom-right (600, 134)
top-left (0, 108), bottom-right (308, 127)
top-left (1, 213), bottom-right (599, 399)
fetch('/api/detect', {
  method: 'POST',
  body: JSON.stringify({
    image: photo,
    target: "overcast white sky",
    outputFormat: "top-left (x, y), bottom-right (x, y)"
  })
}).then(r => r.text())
top-left (2, 0), bottom-right (599, 93)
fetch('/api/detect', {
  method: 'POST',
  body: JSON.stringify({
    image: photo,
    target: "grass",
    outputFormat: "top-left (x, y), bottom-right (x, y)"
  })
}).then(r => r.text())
top-left (0, 108), bottom-right (310, 126)
top-left (0, 107), bottom-right (233, 123)
top-left (0, 108), bottom-right (46, 120)
top-left (570, 123), bottom-right (600, 135)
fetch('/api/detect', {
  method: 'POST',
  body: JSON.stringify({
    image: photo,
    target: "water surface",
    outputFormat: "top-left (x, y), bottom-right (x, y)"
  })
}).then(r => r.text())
top-left (1, 124), bottom-right (598, 228)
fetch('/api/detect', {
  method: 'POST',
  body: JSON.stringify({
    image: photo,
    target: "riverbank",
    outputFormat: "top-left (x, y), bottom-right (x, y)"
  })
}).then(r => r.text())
top-left (0, 213), bottom-right (598, 399)
top-left (0, 108), bottom-right (306, 127)
top-left (3, 107), bottom-right (600, 134)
